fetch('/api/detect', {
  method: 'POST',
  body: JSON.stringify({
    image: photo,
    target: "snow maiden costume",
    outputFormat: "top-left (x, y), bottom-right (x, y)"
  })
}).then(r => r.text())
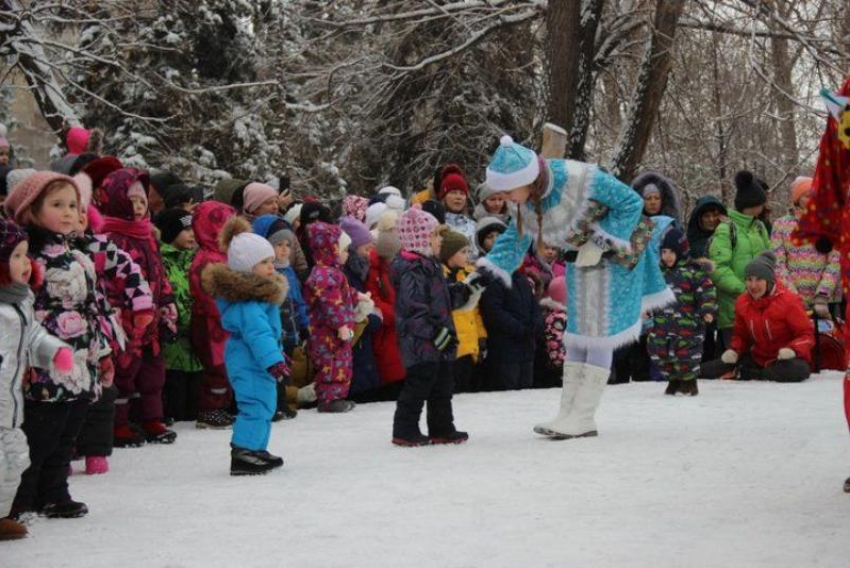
top-left (478, 136), bottom-right (673, 439)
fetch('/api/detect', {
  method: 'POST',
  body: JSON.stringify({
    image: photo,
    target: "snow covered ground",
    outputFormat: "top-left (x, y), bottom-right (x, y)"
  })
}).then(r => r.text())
top-left (5, 373), bottom-right (850, 568)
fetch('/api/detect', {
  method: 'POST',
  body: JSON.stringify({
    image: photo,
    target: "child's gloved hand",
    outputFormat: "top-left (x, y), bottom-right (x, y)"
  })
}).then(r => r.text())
top-left (433, 327), bottom-right (456, 352)
top-left (777, 348), bottom-right (796, 360)
top-left (53, 347), bottom-right (74, 374)
top-left (99, 357), bottom-right (115, 387)
top-left (338, 325), bottom-right (354, 342)
top-left (721, 349), bottom-right (738, 365)
top-left (267, 360), bottom-right (291, 384)
top-left (463, 271), bottom-right (488, 293)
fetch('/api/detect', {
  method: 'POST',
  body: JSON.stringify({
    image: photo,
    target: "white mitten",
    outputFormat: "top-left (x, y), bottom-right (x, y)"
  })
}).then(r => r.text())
top-left (297, 383), bottom-right (317, 404)
top-left (777, 348), bottom-right (796, 360)
top-left (576, 239), bottom-right (605, 267)
top-left (354, 297), bottom-right (375, 323)
top-left (721, 349), bottom-right (739, 365)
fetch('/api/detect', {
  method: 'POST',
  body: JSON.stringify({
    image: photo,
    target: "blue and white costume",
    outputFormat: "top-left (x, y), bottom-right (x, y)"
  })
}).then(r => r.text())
top-left (479, 135), bottom-right (674, 439)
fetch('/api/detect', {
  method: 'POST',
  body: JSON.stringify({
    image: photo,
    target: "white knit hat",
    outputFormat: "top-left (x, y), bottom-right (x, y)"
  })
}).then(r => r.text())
top-left (384, 194), bottom-right (406, 212)
top-left (365, 202), bottom-right (388, 229)
top-left (227, 232), bottom-right (275, 273)
top-left (378, 186), bottom-right (402, 198)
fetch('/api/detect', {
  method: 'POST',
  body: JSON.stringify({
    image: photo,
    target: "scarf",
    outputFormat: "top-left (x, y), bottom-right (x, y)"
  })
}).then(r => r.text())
top-left (100, 216), bottom-right (153, 240)
top-left (0, 283), bottom-right (31, 305)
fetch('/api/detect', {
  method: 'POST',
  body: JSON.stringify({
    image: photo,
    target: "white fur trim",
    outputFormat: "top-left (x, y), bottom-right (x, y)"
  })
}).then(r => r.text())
top-left (476, 256), bottom-right (512, 288)
top-left (564, 319), bottom-right (643, 352)
top-left (590, 222), bottom-right (632, 253)
top-left (456, 286), bottom-right (483, 312)
top-left (486, 156), bottom-right (540, 192)
top-left (539, 297), bottom-right (565, 312)
top-left (641, 287), bottom-right (676, 312)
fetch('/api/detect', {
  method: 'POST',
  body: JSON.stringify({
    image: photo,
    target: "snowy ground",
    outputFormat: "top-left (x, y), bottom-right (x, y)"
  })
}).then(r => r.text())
top-left (5, 373), bottom-right (850, 568)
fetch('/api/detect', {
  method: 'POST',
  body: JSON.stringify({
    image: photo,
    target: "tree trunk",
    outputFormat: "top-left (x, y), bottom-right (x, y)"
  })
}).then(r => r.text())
top-left (767, 0), bottom-right (798, 181)
top-left (567, 0), bottom-right (604, 161)
top-left (609, 0), bottom-right (686, 182)
top-left (545, 0), bottom-right (581, 133)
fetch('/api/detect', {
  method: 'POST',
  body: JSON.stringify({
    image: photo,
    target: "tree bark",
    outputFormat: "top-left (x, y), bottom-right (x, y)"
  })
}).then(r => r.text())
top-left (567, 0), bottom-right (604, 161)
top-left (767, 0), bottom-right (798, 180)
top-left (609, 0), bottom-right (686, 182)
top-left (545, 0), bottom-right (581, 134)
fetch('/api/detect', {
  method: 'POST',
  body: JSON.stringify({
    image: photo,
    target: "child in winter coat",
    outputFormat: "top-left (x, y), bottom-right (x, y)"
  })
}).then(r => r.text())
top-left (475, 216), bottom-right (507, 256)
top-left (202, 218), bottom-right (289, 476)
top-left (701, 251), bottom-right (814, 383)
top-left (0, 219), bottom-right (73, 539)
top-left (646, 228), bottom-right (717, 396)
top-left (304, 221), bottom-right (358, 413)
top-left (480, 263), bottom-right (543, 391)
top-left (365, 211), bottom-right (407, 398)
top-left (540, 276), bottom-right (567, 379)
top-left (438, 165), bottom-right (478, 260)
top-left (391, 207), bottom-right (483, 446)
top-left (252, 214), bottom-right (310, 420)
top-left (440, 230), bottom-right (487, 393)
top-left (189, 201), bottom-right (238, 429)
top-left (4, 171), bottom-right (111, 520)
top-left (473, 182), bottom-right (509, 223)
top-left (97, 168), bottom-right (177, 446)
top-left (340, 216), bottom-right (384, 402)
top-left (155, 208), bottom-right (203, 422)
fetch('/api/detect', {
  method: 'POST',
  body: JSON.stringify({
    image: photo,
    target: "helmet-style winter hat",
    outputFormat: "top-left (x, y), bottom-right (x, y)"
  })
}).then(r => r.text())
top-left (0, 218), bottom-right (27, 263)
top-left (242, 182), bottom-right (278, 215)
top-left (398, 205), bottom-right (439, 257)
top-left (154, 208), bottom-right (193, 245)
top-left (307, 221), bottom-right (344, 267)
top-left (745, 251), bottom-right (777, 285)
top-left (98, 168), bottom-right (150, 221)
top-left (486, 135), bottom-right (540, 192)
top-left (4, 171), bottom-right (80, 226)
top-left (193, 200), bottom-right (236, 253)
top-left (340, 215), bottom-right (374, 250)
top-left (660, 226), bottom-right (689, 261)
top-left (790, 176), bottom-right (813, 205)
top-left (439, 229), bottom-right (469, 264)
top-left (476, 182), bottom-right (500, 203)
top-left (222, 215), bottom-right (275, 273)
top-left (734, 170), bottom-right (767, 211)
top-left (438, 165), bottom-right (469, 200)
top-left (475, 216), bottom-right (507, 250)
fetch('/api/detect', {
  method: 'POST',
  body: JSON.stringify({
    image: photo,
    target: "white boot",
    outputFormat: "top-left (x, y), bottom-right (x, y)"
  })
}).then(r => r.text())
top-left (548, 363), bottom-right (609, 439)
top-left (533, 362), bottom-right (584, 436)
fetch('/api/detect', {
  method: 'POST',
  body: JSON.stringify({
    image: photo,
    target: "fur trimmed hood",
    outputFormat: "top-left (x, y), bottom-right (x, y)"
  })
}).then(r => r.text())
top-left (201, 263), bottom-right (288, 306)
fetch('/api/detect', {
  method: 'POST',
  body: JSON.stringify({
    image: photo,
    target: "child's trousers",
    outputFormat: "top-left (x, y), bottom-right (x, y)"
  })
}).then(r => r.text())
top-left (0, 427), bottom-right (29, 518)
top-left (231, 373), bottom-right (276, 451)
top-left (393, 361), bottom-right (456, 439)
top-left (76, 385), bottom-right (117, 457)
top-left (115, 349), bottom-right (166, 425)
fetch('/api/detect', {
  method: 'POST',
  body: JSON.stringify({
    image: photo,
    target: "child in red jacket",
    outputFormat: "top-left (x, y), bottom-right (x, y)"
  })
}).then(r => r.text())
top-left (97, 168), bottom-right (177, 446)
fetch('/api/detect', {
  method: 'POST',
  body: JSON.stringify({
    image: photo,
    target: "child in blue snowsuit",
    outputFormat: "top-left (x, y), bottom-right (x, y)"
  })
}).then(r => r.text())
top-left (202, 217), bottom-right (290, 476)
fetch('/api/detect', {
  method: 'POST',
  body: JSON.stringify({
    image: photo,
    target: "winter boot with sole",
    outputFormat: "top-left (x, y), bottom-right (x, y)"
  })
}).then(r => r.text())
top-left (113, 424), bottom-right (146, 448)
top-left (196, 409), bottom-right (234, 429)
top-left (534, 361), bottom-right (584, 436)
top-left (318, 399), bottom-right (356, 413)
top-left (230, 447), bottom-right (278, 476)
top-left (85, 456), bottom-right (109, 475)
top-left (430, 431), bottom-right (469, 445)
top-left (392, 433), bottom-right (431, 447)
top-left (41, 500), bottom-right (88, 519)
top-left (549, 363), bottom-right (609, 440)
top-left (665, 380), bottom-right (681, 396)
top-left (678, 380), bottom-right (699, 396)
top-left (0, 517), bottom-right (27, 540)
top-left (143, 421), bottom-right (177, 444)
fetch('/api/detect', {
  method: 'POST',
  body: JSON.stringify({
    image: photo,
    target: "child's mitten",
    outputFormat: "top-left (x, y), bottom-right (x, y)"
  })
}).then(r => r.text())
top-left (267, 360), bottom-right (292, 384)
top-left (53, 347), bottom-right (74, 373)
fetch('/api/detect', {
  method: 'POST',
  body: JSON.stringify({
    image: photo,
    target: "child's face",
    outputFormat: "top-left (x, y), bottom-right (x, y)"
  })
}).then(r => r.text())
top-left (33, 183), bottom-right (78, 235)
top-left (541, 243), bottom-right (558, 264)
top-left (746, 276), bottom-right (768, 299)
top-left (130, 195), bottom-right (148, 220)
top-left (0, 146), bottom-right (9, 166)
top-left (251, 256), bottom-right (276, 279)
top-left (483, 195), bottom-right (505, 214)
top-left (8, 240), bottom-right (32, 284)
top-left (337, 244), bottom-right (349, 265)
top-left (273, 239), bottom-right (291, 263)
top-left (447, 246), bottom-right (470, 269)
top-left (644, 193), bottom-right (662, 215)
top-left (661, 248), bottom-right (677, 268)
top-left (430, 230), bottom-right (444, 257)
top-left (355, 242), bottom-right (374, 258)
top-left (173, 228), bottom-right (197, 250)
top-left (443, 190), bottom-right (467, 213)
top-left (254, 198), bottom-right (279, 217)
top-left (482, 231), bottom-right (499, 254)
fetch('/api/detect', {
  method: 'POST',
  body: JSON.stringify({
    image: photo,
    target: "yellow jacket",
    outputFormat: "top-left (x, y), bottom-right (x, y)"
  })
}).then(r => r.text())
top-left (443, 265), bottom-right (487, 361)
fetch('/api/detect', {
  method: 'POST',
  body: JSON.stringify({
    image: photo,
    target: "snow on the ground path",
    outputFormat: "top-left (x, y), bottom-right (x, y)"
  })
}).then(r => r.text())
top-left (5, 374), bottom-right (849, 568)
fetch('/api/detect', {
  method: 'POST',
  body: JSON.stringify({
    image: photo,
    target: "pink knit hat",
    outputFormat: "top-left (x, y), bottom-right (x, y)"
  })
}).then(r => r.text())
top-left (790, 176), bottom-right (813, 205)
top-left (242, 182), bottom-right (278, 214)
top-left (0, 137), bottom-right (9, 149)
top-left (65, 127), bottom-right (90, 155)
top-left (398, 205), bottom-right (439, 256)
top-left (4, 171), bottom-right (80, 225)
top-left (343, 195), bottom-right (369, 223)
top-left (547, 276), bottom-right (567, 306)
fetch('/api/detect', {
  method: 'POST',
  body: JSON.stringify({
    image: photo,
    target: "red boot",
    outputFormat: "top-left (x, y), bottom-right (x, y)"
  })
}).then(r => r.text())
top-left (113, 424), bottom-right (146, 448)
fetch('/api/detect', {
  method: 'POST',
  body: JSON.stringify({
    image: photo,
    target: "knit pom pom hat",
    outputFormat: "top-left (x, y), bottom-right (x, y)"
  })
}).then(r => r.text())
top-left (398, 205), bottom-right (439, 257)
top-left (790, 176), bottom-right (813, 205)
top-left (486, 135), bottom-right (540, 192)
top-left (438, 164), bottom-right (469, 200)
top-left (65, 126), bottom-right (90, 155)
top-left (365, 202), bottom-right (388, 230)
top-left (375, 210), bottom-right (401, 260)
top-left (734, 170), bottom-right (767, 211)
top-left (4, 171), bottom-right (80, 226)
top-left (220, 216), bottom-right (275, 273)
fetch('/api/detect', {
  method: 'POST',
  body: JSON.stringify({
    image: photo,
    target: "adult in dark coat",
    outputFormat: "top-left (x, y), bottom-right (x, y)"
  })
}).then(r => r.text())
top-left (686, 195), bottom-right (728, 260)
top-left (632, 171), bottom-right (683, 227)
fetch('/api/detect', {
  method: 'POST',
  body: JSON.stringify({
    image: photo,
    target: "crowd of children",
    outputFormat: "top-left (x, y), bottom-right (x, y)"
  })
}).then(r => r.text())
top-left (0, 123), bottom-right (844, 541)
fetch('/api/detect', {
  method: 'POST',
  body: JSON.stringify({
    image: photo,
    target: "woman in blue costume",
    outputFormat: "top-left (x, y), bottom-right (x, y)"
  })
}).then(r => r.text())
top-left (478, 136), bottom-right (674, 439)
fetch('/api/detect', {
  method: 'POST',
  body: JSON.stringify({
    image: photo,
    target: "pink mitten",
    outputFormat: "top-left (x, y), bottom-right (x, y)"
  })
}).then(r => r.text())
top-left (53, 348), bottom-right (75, 373)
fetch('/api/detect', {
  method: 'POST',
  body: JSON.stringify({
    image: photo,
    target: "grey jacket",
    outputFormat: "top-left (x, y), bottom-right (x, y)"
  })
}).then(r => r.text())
top-left (0, 292), bottom-right (67, 429)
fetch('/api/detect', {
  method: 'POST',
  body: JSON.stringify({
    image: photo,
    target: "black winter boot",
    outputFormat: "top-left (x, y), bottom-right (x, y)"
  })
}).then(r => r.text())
top-left (844, 476), bottom-right (850, 493)
top-left (41, 500), bottom-right (88, 519)
top-left (664, 380), bottom-right (680, 395)
top-left (392, 433), bottom-right (431, 447)
top-left (678, 380), bottom-right (699, 396)
top-left (230, 448), bottom-right (277, 476)
top-left (429, 431), bottom-right (469, 445)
